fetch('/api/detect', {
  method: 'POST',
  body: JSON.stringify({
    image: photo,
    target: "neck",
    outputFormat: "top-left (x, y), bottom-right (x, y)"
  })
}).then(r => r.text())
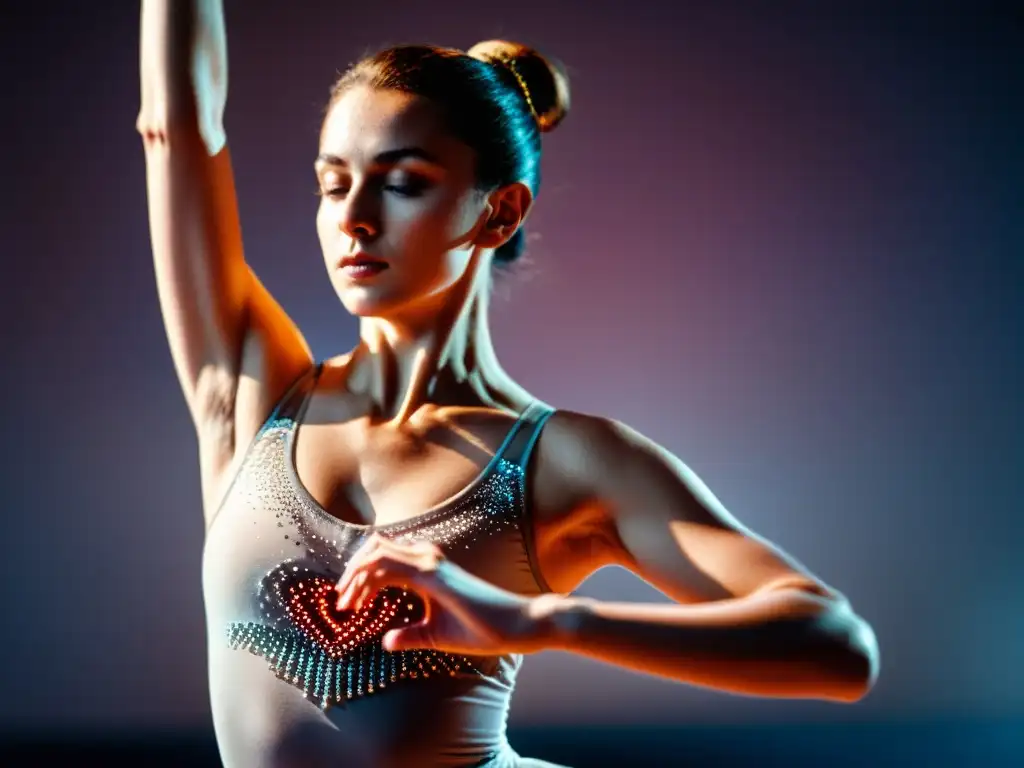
top-left (352, 270), bottom-right (522, 425)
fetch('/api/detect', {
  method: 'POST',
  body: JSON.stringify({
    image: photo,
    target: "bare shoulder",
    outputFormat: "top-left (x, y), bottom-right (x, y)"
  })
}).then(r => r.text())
top-left (531, 409), bottom-right (657, 498)
top-left (533, 407), bottom-right (761, 535)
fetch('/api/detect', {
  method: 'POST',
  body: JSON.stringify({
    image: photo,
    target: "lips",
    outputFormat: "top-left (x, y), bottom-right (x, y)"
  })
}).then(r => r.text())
top-left (338, 254), bottom-right (389, 270)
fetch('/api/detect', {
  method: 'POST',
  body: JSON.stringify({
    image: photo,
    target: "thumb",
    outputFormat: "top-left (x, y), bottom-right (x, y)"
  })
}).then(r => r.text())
top-left (383, 625), bottom-right (434, 652)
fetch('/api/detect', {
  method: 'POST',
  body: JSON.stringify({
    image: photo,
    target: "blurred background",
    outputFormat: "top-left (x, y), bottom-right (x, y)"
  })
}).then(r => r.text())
top-left (1, 0), bottom-right (1020, 765)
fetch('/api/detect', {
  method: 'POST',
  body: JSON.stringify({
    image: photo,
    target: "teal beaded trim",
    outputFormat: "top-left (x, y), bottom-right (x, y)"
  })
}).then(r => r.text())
top-left (227, 623), bottom-right (481, 710)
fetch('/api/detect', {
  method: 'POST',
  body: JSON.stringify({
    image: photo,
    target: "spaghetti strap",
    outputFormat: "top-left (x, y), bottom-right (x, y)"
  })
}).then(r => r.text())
top-left (497, 400), bottom-right (559, 595)
top-left (490, 401), bottom-right (543, 466)
top-left (266, 362), bottom-right (323, 426)
top-left (498, 401), bottom-right (557, 470)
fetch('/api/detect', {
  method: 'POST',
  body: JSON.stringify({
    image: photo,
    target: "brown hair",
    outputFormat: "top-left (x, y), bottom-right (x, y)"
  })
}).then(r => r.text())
top-left (323, 41), bottom-right (571, 265)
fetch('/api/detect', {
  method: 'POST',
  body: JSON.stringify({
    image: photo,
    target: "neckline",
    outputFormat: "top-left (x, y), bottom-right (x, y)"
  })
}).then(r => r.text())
top-left (284, 370), bottom-right (535, 534)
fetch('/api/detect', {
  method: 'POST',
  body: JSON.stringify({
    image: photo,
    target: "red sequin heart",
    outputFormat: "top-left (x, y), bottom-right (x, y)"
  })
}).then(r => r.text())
top-left (267, 567), bottom-right (424, 656)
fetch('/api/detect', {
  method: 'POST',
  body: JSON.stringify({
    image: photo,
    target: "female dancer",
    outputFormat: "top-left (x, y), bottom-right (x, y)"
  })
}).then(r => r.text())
top-left (137, 1), bottom-right (879, 766)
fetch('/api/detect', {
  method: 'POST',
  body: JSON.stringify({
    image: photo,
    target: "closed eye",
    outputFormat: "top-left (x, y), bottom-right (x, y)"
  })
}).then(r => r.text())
top-left (384, 177), bottom-right (431, 197)
top-left (316, 186), bottom-right (349, 198)
top-left (315, 172), bottom-right (433, 200)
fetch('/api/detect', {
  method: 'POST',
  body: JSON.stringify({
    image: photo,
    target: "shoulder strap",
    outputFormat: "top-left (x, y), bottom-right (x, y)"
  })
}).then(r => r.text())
top-left (495, 400), bottom-right (557, 470)
top-left (493, 400), bottom-right (559, 596)
top-left (265, 362), bottom-right (323, 426)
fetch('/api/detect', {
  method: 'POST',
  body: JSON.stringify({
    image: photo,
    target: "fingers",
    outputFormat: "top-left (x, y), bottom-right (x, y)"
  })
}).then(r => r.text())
top-left (350, 559), bottom-right (427, 613)
top-left (335, 534), bottom-right (443, 611)
top-left (335, 532), bottom-right (397, 602)
top-left (335, 569), bottom-right (369, 611)
top-left (335, 533), bottom-right (385, 609)
top-left (383, 623), bottom-right (434, 652)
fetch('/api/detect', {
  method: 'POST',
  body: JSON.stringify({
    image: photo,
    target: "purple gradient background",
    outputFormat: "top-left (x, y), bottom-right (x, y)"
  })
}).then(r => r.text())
top-left (1, 0), bottom-right (1021, 735)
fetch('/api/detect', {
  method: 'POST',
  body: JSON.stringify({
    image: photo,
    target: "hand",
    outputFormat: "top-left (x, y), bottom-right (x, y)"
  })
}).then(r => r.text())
top-left (334, 533), bottom-right (560, 656)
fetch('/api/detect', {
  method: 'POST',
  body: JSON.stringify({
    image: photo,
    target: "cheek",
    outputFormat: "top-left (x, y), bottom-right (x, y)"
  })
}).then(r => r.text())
top-left (393, 200), bottom-right (457, 249)
top-left (399, 185), bottom-right (481, 245)
top-left (386, 211), bottom-right (474, 298)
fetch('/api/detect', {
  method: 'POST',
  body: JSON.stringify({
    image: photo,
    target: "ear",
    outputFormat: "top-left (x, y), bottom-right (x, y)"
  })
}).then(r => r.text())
top-left (475, 181), bottom-right (534, 250)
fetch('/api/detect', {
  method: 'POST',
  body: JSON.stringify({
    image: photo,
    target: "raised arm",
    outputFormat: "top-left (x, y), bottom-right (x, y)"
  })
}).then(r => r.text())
top-left (137, 0), bottom-right (312, 518)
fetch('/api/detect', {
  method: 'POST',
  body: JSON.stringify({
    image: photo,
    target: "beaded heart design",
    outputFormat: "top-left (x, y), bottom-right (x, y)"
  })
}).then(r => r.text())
top-left (265, 562), bottom-right (425, 655)
top-left (227, 559), bottom-right (481, 709)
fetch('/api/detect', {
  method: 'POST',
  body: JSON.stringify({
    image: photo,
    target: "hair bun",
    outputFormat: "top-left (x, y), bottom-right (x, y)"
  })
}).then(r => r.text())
top-left (467, 40), bottom-right (570, 133)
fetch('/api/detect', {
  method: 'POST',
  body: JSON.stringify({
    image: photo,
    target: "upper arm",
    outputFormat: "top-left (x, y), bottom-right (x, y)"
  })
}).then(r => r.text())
top-left (552, 412), bottom-right (843, 606)
top-left (139, 125), bottom-right (312, 498)
top-left (140, 126), bottom-right (252, 411)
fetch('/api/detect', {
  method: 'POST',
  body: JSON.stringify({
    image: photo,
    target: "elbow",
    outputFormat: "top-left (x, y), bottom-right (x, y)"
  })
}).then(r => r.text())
top-left (820, 610), bottom-right (881, 704)
top-left (830, 643), bottom-right (879, 704)
top-left (136, 105), bottom-right (197, 145)
top-left (137, 107), bottom-right (225, 157)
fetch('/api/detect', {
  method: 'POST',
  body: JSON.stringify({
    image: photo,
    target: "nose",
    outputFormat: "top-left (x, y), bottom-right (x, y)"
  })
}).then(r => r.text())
top-left (338, 184), bottom-right (380, 243)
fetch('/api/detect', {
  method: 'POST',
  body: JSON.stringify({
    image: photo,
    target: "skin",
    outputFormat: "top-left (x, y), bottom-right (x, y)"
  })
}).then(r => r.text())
top-left (312, 85), bottom-right (535, 425)
top-left (140, 0), bottom-right (878, 711)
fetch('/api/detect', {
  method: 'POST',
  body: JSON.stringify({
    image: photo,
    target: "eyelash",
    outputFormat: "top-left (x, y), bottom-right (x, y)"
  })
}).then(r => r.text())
top-left (316, 178), bottom-right (429, 199)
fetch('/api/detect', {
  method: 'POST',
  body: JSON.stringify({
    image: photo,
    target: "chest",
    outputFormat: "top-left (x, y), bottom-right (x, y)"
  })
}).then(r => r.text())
top-left (291, 412), bottom-right (511, 528)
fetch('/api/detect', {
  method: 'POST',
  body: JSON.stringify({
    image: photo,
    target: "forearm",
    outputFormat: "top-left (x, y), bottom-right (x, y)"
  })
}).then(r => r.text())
top-left (138, 0), bottom-right (228, 152)
top-left (535, 587), bottom-right (879, 703)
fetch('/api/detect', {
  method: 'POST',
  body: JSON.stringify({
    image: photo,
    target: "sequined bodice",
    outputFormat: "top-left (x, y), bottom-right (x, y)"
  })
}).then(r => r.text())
top-left (201, 366), bottom-right (556, 767)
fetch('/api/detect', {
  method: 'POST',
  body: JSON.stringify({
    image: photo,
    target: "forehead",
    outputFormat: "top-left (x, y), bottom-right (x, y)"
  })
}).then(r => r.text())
top-left (320, 85), bottom-right (467, 166)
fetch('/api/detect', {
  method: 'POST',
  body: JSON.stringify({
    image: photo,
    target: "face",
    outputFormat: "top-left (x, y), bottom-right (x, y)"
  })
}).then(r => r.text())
top-left (315, 85), bottom-right (491, 320)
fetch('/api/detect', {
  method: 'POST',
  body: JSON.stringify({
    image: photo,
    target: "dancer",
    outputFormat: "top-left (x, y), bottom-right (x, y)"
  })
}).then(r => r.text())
top-left (137, 2), bottom-right (879, 766)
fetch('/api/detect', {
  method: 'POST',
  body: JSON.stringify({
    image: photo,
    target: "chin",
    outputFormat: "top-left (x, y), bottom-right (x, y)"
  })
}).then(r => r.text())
top-left (338, 289), bottom-right (402, 318)
top-left (337, 279), bottom-right (433, 320)
top-left (336, 273), bottom-right (463, 320)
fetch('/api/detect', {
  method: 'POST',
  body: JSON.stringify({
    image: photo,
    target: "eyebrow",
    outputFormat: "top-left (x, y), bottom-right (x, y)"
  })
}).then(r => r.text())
top-left (315, 147), bottom-right (442, 169)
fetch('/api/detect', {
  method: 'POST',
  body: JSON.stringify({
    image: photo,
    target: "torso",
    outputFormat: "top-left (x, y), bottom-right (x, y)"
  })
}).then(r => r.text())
top-left (200, 361), bottom-right (603, 767)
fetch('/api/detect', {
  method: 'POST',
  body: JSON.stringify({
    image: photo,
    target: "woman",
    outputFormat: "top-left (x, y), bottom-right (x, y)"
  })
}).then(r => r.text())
top-left (138, 1), bottom-right (879, 766)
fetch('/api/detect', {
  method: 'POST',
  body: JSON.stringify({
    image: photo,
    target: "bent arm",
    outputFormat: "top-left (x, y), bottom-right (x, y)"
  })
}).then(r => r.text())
top-left (137, 0), bottom-right (311, 514)
top-left (529, 413), bottom-right (879, 703)
top-left (537, 581), bottom-right (878, 703)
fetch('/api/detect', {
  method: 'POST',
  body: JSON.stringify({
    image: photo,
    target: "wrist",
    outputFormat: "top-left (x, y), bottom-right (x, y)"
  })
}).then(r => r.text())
top-left (525, 593), bottom-right (593, 652)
